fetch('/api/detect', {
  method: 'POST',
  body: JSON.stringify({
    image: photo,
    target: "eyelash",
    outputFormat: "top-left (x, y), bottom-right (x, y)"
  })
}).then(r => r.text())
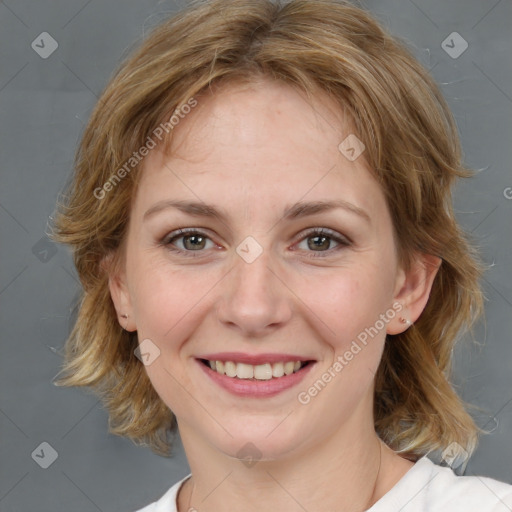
top-left (160, 227), bottom-right (351, 259)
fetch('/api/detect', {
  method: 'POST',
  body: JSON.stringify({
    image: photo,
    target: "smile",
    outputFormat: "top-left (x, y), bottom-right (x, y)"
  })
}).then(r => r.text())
top-left (196, 354), bottom-right (316, 398)
top-left (201, 359), bottom-right (309, 380)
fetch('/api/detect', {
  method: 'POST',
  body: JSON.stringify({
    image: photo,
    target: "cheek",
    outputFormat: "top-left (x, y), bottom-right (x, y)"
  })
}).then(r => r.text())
top-left (130, 263), bottom-right (214, 345)
top-left (126, 262), bottom-right (219, 415)
top-left (303, 262), bottom-right (394, 344)
top-left (292, 267), bottom-right (393, 420)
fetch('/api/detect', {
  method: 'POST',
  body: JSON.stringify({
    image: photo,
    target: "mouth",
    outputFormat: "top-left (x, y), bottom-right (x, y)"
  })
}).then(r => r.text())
top-left (198, 358), bottom-right (313, 380)
top-left (195, 354), bottom-right (316, 398)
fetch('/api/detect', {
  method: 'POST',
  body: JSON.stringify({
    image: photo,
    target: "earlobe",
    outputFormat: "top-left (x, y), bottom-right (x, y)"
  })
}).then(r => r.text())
top-left (387, 253), bottom-right (441, 335)
top-left (102, 252), bottom-right (137, 332)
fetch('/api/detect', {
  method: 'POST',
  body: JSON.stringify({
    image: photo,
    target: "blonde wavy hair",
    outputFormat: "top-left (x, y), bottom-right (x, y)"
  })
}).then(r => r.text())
top-left (51, 0), bottom-right (484, 459)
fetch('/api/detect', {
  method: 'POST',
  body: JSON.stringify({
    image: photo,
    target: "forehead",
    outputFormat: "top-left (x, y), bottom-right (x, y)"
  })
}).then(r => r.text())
top-left (133, 78), bottom-right (385, 223)
top-left (167, 78), bottom-right (351, 163)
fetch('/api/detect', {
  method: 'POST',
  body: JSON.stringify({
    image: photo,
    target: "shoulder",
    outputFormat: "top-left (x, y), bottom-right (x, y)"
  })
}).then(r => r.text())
top-left (369, 456), bottom-right (512, 512)
top-left (132, 474), bottom-right (191, 512)
top-left (424, 459), bottom-right (512, 511)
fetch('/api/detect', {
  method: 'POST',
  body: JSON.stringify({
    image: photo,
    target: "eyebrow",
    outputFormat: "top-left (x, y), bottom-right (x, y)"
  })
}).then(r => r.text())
top-left (143, 199), bottom-right (371, 224)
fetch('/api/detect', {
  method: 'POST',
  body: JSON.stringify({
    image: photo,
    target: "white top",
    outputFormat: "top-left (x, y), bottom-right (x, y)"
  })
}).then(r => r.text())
top-left (133, 456), bottom-right (512, 511)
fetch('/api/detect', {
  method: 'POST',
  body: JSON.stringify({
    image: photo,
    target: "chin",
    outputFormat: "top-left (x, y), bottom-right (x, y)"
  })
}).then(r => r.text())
top-left (208, 415), bottom-right (309, 463)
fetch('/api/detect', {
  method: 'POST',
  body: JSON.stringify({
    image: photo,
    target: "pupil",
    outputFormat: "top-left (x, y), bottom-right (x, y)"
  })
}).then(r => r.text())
top-left (185, 235), bottom-right (205, 250)
top-left (309, 235), bottom-right (329, 251)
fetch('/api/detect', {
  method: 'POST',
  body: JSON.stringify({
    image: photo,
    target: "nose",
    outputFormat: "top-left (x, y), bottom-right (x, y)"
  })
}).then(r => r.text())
top-left (215, 243), bottom-right (293, 338)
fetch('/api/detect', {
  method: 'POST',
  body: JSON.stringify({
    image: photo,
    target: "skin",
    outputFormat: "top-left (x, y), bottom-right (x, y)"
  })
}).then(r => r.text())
top-left (108, 78), bottom-right (440, 511)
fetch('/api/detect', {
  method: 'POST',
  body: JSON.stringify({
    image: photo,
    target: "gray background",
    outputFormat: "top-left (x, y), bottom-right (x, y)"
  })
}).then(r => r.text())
top-left (0, 1), bottom-right (510, 511)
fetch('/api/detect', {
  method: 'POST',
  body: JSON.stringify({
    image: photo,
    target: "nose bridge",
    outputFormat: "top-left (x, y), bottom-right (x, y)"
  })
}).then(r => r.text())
top-left (235, 241), bottom-right (273, 294)
top-left (215, 235), bottom-right (291, 335)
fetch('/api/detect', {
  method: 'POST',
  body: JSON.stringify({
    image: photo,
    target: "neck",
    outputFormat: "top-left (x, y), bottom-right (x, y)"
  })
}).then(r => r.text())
top-left (176, 417), bottom-right (410, 512)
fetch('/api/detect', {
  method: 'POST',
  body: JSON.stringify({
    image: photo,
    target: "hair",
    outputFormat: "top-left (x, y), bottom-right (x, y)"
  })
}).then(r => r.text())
top-left (51, 0), bottom-right (484, 459)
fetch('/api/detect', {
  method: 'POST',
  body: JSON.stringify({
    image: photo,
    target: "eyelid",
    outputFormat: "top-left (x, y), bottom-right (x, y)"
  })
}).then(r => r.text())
top-left (292, 227), bottom-right (351, 258)
top-left (162, 227), bottom-right (214, 244)
top-left (161, 227), bottom-right (220, 254)
top-left (296, 226), bottom-right (352, 245)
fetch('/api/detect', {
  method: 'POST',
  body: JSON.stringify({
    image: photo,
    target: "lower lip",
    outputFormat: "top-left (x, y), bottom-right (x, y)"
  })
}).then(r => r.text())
top-left (197, 360), bottom-right (315, 398)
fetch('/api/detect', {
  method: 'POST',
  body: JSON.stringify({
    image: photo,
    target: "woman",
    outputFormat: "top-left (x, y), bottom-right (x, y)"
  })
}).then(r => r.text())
top-left (51, 0), bottom-right (512, 510)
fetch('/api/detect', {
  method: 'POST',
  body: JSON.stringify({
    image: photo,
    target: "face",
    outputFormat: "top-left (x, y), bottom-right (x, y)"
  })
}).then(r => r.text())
top-left (110, 78), bottom-right (415, 462)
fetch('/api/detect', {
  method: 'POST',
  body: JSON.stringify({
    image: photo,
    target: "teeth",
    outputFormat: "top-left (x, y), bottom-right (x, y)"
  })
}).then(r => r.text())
top-left (254, 363), bottom-right (272, 380)
top-left (272, 362), bottom-right (284, 378)
top-left (207, 360), bottom-right (306, 380)
top-left (284, 361), bottom-right (295, 375)
top-left (237, 363), bottom-right (254, 379)
top-left (224, 361), bottom-right (237, 377)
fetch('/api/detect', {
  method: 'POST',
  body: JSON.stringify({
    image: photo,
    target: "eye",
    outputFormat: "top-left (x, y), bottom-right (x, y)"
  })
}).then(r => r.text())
top-left (294, 228), bottom-right (351, 258)
top-left (161, 227), bottom-right (351, 258)
top-left (162, 228), bottom-right (217, 256)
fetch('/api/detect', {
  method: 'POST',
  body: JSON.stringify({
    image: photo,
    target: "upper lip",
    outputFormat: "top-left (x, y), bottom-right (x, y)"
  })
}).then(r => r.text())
top-left (196, 352), bottom-right (315, 365)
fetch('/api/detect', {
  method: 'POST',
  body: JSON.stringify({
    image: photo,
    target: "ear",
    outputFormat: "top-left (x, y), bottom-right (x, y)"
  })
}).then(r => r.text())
top-left (386, 253), bottom-right (441, 335)
top-left (101, 251), bottom-right (137, 332)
